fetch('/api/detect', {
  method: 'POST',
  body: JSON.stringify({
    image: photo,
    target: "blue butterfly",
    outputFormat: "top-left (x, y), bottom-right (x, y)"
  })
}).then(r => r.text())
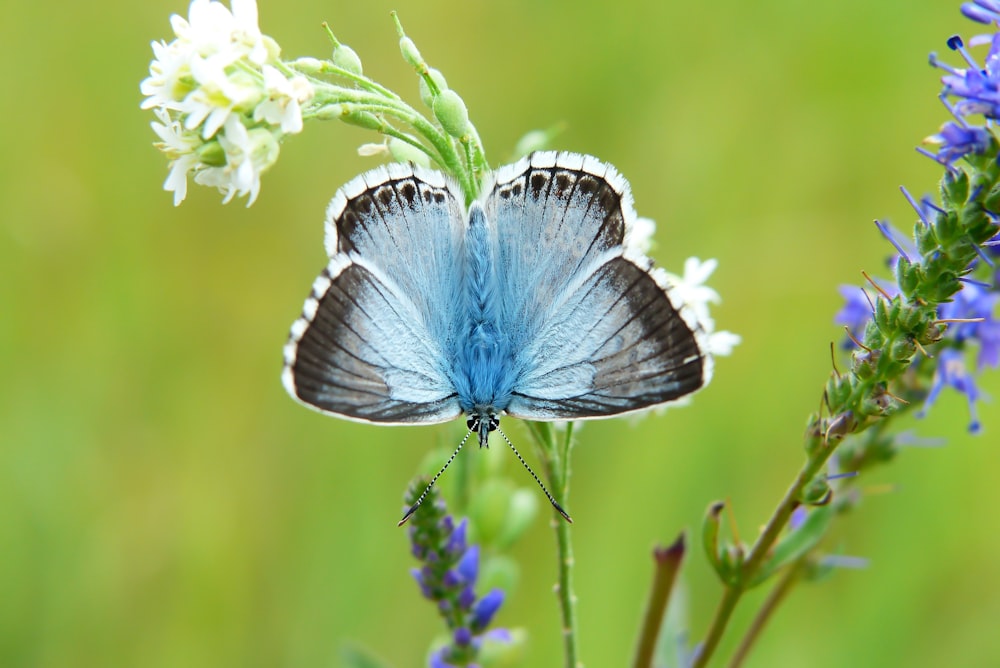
top-left (282, 152), bottom-right (711, 522)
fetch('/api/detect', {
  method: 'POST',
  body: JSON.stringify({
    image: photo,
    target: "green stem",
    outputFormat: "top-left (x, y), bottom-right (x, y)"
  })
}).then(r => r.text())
top-left (528, 421), bottom-right (579, 668)
top-left (727, 559), bottom-right (804, 668)
top-left (632, 534), bottom-right (686, 668)
top-left (692, 438), bottom-right (837, 668)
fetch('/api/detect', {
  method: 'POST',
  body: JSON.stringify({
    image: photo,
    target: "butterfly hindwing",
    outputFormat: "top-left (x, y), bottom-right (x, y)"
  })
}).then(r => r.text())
top-left (486, 152), bottom-right (709, 420)
top-left (282, 164), bottom-right (466, 424)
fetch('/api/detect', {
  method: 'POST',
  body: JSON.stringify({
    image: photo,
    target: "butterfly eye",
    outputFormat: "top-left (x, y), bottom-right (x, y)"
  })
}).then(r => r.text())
top-left (466, 415), bottom-right (479, 431)
top-left (487, 416), bottom-right (500, 432)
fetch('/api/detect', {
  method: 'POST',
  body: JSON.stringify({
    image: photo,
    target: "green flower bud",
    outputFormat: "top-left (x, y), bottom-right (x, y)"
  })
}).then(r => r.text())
top-left (196, 140), bottom-right (227, 167)
top-left (419, 68), bottom-right (448, 108)
top-left (399, 36), bottom-right (423, 68)
top-left (291, 57), bottom-right (323, 73)
top-left (799, 476), bottom-right (832, 506)
top-left (479, 554), bottom-right (519, 594)
top-left (494, 488), bottom-right (538, 549)
top-left (332, 44), bottom-right (363, 76)
top-left (388, 138), bottom-right (432, 167)
top-left (433, 89), bottom-right (471, 138)
top-left (468, 479), bottom-right (514, 547)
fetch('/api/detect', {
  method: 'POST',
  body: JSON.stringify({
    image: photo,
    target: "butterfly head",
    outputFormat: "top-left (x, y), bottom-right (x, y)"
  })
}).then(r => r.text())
top-left (466, 413), bottom-right (499, 448)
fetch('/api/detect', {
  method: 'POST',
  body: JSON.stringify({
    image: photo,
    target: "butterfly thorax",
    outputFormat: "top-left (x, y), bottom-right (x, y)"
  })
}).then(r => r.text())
top-left (451, 204), bottom-right (518, 419)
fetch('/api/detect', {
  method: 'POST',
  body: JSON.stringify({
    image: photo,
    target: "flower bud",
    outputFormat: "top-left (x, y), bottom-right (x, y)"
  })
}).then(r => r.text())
top-left (399, 36), bottom-right (423, 68)
top-left (291, 57), bottom-right (323, 73)
top-left (419, 68), bottom-right (448, 108)
top-left (388, 138), bottom-right (432, 166)
top-left (332, 43), bottom-right (363, 75)
top-left (433, 89), bottom-right (471, 138)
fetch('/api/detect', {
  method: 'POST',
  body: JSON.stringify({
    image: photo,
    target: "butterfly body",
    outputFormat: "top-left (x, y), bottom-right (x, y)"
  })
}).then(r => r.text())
top-left (283, 152), bottom-right (710, 442)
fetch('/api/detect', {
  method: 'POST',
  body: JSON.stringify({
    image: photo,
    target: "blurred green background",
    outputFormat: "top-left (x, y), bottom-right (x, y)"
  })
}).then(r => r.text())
top-left (3, 0), bottom-right (999, 665)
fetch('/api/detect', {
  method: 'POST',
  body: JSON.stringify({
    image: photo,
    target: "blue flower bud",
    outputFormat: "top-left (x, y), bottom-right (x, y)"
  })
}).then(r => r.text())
top-left (457, 544), bottom-right (479, 584)
top-left (471, 589), bottom-right (504, 631)
top-left (453, 627), bottom-right (472, 646)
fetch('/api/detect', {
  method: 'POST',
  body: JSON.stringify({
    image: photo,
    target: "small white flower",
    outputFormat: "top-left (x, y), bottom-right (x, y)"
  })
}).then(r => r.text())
top-left (182, 53), bottom-right (263, 138)
top-left (629, 216), bottom-right (657, 254)
top-left (193, 115), bottom-right (279, 205)
top-left (150, 108), bottom-right (202, 205)
top-left (253, 65), bottom-right (314, 134)
top-left (171, 0), bottom-right (269, 65)
top-left (664, 257), bottom-right (740, 357)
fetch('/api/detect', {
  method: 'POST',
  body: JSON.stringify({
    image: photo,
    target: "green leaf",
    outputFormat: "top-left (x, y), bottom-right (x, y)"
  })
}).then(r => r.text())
top-left (748, 504), bottom-right (835, 588)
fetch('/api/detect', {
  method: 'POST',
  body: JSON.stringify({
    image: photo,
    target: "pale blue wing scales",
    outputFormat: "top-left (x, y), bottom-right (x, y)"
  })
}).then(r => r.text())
top-left (324, 163), bottom-right (467, 346)
top-left (283, 165), bottom-right (466, 424)
top-left (484, 152), bottom-right (709, 420)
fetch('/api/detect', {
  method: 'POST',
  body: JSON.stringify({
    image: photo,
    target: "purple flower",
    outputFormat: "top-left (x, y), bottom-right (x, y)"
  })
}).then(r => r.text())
top-left (932, 33), bottom-right (1000, 119)
top-left (471, 589), bottom-right (504, 631)
top-left (938, 283), bottom-right (1000, 369)
top-left (918, 348), bottom-right (983, 433)
top-left (923, 120), bottom-right (993, 164)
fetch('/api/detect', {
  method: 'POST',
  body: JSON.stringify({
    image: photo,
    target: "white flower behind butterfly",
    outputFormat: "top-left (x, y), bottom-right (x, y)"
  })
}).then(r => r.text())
top-left (662, 257), bottom-right (741, 357)
top-left (140, 0), bottom-right (314, 205)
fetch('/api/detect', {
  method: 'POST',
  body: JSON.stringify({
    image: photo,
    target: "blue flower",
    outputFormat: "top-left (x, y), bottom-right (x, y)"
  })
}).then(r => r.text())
top-left (932, 33), bottom-right (1000, 119)
top-left (923, 119), bottom-right (993, 164)
top-left (918, 348), bottom-right (983, 433)
top-left (938, 282), bottom-right (1000, 370)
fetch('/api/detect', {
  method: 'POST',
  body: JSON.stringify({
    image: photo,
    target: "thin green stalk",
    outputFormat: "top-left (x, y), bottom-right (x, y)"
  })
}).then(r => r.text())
top-left (691, 439), bottom-right (837, 668)
top-left (632, 534), bottom-right (686, 668)
top-left (528, 421), bottom-right (580, 668)
top-left (727, 559), bottom-right (804, 668)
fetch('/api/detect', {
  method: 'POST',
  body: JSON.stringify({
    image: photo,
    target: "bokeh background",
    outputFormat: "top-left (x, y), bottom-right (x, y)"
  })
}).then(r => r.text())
top-left (3, 0), bottom-right (998, 666)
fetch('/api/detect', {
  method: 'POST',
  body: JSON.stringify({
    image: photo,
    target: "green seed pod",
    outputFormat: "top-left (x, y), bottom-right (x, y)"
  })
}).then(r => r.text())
top-left (332, 44), bottom-right (363, 76)
top-left (399, 36), bottom-right (423, 68)
top-left (387, 138), bottom-right (432, 167)
top-left (419, 68), bottom-right (448, 108)
top-left (432, 89), bottom-right (471, 138)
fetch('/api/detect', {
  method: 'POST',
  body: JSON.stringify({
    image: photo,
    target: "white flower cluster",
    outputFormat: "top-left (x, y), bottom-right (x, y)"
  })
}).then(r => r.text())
top-left (664, 257), bottom-right (741, 357)
top-left (140, 0), bottom-right (315, 205)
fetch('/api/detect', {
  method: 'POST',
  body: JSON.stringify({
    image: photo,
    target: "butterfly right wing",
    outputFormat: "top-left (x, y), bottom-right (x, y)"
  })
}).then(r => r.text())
top-left (484, 152), bottom-right (710, 420)
top-left (282, 163), bottom-right (466, 424)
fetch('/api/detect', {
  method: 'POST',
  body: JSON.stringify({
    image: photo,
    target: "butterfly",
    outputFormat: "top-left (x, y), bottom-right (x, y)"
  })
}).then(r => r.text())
top-left (282, 151), bottom-right (711, 522)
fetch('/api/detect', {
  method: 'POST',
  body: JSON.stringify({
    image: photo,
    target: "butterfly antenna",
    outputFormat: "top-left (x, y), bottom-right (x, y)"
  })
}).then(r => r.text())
top-left (496, 427), bottom-right (573, 523)
top-left (398, 429), bottom-right (474, 527)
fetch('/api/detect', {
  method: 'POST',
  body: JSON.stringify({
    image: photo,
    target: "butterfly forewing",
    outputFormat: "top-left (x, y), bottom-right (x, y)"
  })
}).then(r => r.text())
top-left (282, 164), bottom-right (466, 424)
top-left (485, 152), bottom-right (709, 420)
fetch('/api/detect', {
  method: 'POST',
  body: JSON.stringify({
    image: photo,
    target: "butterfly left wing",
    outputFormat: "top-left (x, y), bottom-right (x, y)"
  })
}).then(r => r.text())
top-left (483, 152), bottom-right (711, 420)
top-left (282, 163), bottom-right (466, 424)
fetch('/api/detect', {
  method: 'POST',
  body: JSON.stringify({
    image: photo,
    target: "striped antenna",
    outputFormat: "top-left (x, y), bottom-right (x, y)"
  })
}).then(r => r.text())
top-left (496, 427), bottom-right (572, 523)
top-left (398, 429), bottom-right (474, 526)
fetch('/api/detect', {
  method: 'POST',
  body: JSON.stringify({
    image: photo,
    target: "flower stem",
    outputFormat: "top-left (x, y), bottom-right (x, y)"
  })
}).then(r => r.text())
top-left (632, 534), bottom-right (686, 668)
top-left (727, 558), bottom-right (804, 668)
top-left (528, 421), bottom-right (580, 668)
top-left (692, 438), bottom-right (837, 668)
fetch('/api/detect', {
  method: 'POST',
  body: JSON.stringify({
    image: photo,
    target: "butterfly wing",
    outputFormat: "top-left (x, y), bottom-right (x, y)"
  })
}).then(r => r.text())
top-left (484, 152), bottom-right (710, 420)
top-left (282, 163), bottom-right (466, 424)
